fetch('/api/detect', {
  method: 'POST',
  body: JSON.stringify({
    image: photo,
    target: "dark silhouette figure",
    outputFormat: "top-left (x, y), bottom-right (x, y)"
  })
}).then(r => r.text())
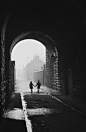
top-left (29, 81), bottom-right (34, 93)
top-left (35, 80), bottom-right (41, 93)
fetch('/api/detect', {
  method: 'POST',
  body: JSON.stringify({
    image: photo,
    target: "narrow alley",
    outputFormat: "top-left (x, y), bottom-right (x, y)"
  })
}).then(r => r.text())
top-left (0, 80), bottom-right (86, 132)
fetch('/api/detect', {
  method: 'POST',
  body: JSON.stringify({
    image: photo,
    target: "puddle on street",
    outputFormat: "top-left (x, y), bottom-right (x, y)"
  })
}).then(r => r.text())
top-left (3, 108), bottom-right (54, 120)
top-left (27, 108), bottom-right (53, 116)
top-left (3, 108), bottom-right (64, 120)
top-left (27, 108), bottom-right (64, 116)
top-left (3, 108), bottom-right (25, 120)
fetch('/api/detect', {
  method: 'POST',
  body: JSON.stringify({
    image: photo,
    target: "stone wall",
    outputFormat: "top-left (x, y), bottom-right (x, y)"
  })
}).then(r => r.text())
top-left (0, 16), bottom-right (9, 116)
top-left (46, 49), bottom-right (63, 90)
top-left (0, 29), bottom-right (6, 116)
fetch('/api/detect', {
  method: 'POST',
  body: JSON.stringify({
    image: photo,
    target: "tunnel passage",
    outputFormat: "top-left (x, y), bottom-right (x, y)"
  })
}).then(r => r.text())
top-left (9, 31), bottom-right (60, 92)
top-left (1, 1), bottom-right (86, 118)
top-left (1, 29), bottom-right (75, 116)
top-left (1, 27), bottom-right (66, 117)
top-left (1, 30), bottom-right (67, 102)
top-left (7, 31), bottom-right (86, 104)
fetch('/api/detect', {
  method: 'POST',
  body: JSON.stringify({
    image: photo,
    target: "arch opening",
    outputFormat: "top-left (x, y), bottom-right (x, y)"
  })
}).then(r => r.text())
top-left (11, 39), bottom-right (46, 82)
top-left (10, 31), bottom-right (57, 59)
top-left (10, 31), bottom-right (59, 92)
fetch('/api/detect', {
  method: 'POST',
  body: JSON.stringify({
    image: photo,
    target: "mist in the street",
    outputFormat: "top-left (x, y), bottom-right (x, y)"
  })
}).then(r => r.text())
top-left (11, 39), bottom-right (46, 80)
top-left (11, 39), bottom-right (46, 69)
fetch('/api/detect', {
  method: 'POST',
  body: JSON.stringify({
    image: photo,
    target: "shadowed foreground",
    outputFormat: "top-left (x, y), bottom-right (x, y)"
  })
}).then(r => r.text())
top-left (0, 80), bottom-right (86, 132)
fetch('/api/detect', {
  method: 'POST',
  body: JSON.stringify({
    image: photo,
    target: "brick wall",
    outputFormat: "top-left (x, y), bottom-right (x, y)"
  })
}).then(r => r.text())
top-left (46, 49), bottom-right (63, 90)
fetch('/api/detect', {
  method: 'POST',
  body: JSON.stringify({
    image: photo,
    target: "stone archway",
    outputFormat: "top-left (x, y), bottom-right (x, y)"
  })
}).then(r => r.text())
top-left (9, 31), bottom-right (59, 91)
top-left (10, 31), bottom-right (57, 58)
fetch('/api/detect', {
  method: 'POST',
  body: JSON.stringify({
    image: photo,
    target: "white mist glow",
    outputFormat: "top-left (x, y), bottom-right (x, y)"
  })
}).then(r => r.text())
top-left (11, 39), bottom-right (46, 69)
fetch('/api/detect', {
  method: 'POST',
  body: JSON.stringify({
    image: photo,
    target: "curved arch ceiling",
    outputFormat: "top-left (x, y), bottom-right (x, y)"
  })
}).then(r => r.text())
top-left (10, 31), bottom-right (57, 57)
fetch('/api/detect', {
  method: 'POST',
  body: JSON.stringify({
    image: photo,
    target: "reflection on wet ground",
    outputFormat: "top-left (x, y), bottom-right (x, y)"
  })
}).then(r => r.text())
top-left (3, 108), bottom-right (25, 120)
top-left (3, 108), bottom-right (59, 120)
top-left (2, 80), bottom-right (86, 132)
top-left (3, 106), bottom-right (73, 121)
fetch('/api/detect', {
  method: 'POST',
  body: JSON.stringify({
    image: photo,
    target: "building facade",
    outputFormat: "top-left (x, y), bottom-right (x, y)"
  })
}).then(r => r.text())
top-left (24, 55), bottom-right (45, 80)
top-left (34, 64), bottom-right (46, 85)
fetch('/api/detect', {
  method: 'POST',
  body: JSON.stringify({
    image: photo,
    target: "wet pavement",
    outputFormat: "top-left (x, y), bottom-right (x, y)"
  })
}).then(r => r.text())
top-left (0, 79), bottom-right (86, 132)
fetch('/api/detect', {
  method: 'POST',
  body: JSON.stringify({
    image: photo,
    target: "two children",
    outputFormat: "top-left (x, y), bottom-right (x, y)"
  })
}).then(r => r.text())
top-left (29, 80), bottom-right (41, 93)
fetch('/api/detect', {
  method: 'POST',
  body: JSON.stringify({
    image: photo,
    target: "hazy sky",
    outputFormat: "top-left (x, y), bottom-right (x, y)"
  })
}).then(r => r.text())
top-left (11, 39), bottom-right (46, 69)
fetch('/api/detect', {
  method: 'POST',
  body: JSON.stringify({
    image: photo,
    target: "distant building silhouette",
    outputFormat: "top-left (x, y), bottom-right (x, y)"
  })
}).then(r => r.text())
top-left (24, 54), bottom-right (45, 80)
top-left (34, 64), bottom-right (46, 85)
